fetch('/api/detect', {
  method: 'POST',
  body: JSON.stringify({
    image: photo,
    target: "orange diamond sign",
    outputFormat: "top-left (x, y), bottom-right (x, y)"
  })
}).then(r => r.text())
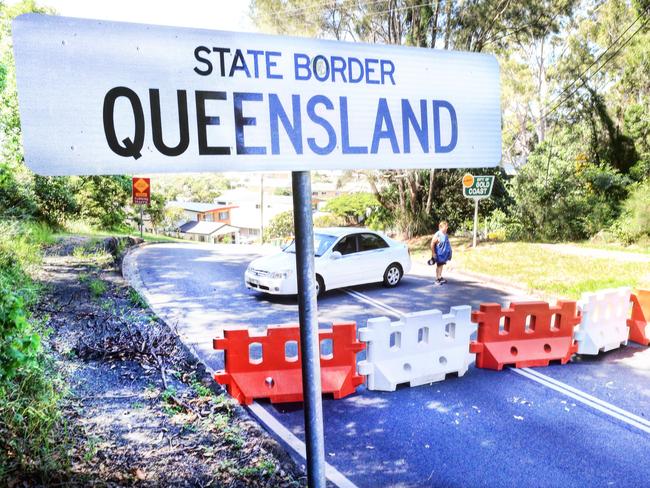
top-left (132, 177), bottom-right (150, 205)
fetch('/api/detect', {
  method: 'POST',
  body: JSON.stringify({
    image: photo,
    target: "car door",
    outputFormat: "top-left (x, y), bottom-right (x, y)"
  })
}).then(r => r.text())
top-left (354, 233), bottom-right (391, 285)
top-left (325, 234), bottom-right (361, 289)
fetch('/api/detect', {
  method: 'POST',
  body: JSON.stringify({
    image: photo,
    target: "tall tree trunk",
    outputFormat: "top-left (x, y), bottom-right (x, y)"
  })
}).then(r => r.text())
top-left (444, 0), bottom-right (453, 49)
top-left (425, 169), bottom-right (435, 213)
top-left (535, 37), bottom-right (547, 143)
top-left (431, 0), bottom-right (441, 48)
top-left (396, 177), bottom-right (406, 215)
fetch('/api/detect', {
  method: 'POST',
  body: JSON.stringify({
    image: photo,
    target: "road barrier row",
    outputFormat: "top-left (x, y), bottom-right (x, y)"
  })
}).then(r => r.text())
top-left (213, 287), bottom-right (649, 404)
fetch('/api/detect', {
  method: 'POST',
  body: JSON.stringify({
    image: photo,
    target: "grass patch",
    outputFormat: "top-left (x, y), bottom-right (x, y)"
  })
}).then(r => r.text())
top-left (571, 241), bottom-right (650, 255)
top-left (452, 242), bottom-right (650, 299)
top-left (57, 221), bottom-right (188, 244)
top-left (128, 288), bottom-right (147, 308)
top-left (88, 279), bottom-right (107, 298)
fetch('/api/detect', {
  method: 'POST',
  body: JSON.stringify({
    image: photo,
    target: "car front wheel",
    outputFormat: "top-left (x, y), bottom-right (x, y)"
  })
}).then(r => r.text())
top-left (316, 275), bottom-right (325, 297)
top-left (383, 263), bottom-right (403, 287)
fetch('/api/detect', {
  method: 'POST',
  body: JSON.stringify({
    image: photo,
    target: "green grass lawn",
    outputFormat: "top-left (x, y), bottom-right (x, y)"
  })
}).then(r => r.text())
top-left (409, 238), bottom-right (650, 300)
top-left (54, 222), bottom-right (188, 244)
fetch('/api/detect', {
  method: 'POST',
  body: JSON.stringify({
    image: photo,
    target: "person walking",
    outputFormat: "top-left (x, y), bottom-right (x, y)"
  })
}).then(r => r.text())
top-left (430, 221), bottom-right (452, 285)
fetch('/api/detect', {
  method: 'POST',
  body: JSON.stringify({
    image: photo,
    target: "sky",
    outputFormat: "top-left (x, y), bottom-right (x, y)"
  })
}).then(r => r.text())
top-left (10, 0), bottom-right (257, 32)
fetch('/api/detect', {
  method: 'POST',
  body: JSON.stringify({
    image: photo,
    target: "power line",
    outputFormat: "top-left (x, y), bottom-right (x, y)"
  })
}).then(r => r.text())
top-left (264, 0), bottom-right (439, 23)
top-left (542, 9), bottom-right (649, 120)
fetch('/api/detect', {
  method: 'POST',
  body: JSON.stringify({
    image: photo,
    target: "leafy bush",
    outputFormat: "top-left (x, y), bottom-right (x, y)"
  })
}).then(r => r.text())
top-left (0, 287), bottom-right (40, 382)
top-left (323, 193), bottom-right (380, 226)
top-left (263, 210), bottom-right (293, 241)
top-left (508, 130), bottom-right (630, 241)
top-left (313, 213), bottom-right (345, 228)
top-left (0, 221), bottom-right (67, 480)
top-left (77, 175), bottom-right (131, 230)
top-left (611, 179), bottom-right (650, 244)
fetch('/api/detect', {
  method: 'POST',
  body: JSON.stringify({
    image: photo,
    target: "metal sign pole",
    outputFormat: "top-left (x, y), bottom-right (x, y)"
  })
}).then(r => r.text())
top-left (472, 198), bottom-right (479, 248)
top-left (140, 206), bottom-right (144, 239)
top-left (291, 170), bottom-right (326, 487)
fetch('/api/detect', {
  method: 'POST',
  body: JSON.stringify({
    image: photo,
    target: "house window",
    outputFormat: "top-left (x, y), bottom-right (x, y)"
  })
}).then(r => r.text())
top-left (218, 211), bottom-right (229, 220)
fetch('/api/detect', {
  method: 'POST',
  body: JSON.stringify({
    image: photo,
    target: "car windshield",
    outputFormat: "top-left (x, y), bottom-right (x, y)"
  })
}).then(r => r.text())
top-left (283, 233), bottom-right (338, 257)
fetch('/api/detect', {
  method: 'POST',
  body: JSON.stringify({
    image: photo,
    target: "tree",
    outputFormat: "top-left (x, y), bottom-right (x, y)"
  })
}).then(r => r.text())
top-left (77, 176), bottom-right (131, 230)
top-left (323, 193), bottom-right (380, 225)
top-left (264, 210), bottom-right (294, 241)
top-left (509, 127), bottom-right (630, 240)
top-left (0, 1), bottom-right (66, 224)
top-left (251, 0), bottom-right (578, 238)
top-left (32, 175), bottom-right (78, 228)
top-left (146, 194), bottom-right (167, 233)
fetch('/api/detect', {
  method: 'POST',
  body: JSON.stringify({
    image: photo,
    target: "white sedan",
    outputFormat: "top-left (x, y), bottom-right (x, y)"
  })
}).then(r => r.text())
top-left (245, 227), bottom-right (411, 296)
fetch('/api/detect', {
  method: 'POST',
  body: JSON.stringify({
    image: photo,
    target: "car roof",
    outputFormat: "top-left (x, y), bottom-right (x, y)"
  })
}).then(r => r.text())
top-left (314, 227), bottom-right (378, 237)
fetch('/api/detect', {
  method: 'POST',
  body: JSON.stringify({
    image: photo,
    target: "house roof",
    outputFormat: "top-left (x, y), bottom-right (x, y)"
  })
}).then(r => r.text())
top-left (178, 221), bottom-right (238, 236)
top-left (168, 201), bottom-right (236, 213)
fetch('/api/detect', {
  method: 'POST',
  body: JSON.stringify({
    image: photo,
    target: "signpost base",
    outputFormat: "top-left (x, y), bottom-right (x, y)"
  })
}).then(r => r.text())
top-left (291, 170), bottom-right (326, 488)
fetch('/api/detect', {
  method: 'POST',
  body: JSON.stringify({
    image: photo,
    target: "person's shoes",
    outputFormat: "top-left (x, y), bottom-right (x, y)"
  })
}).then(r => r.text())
top-left (433, 280), bottom-right (442, 286)
top-left (439, 278), bottom-right (448, 284)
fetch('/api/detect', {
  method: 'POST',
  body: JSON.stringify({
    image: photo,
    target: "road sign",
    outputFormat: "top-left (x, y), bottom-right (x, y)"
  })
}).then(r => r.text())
top-left (13, 14), bottom-right (501, 176)
top-left (13, 15), bottom-right (502, 487)
top-left (462, 174), bottom-right (494, 199)
top-left (462, 174), bottom-right (495, 248)
top-left (132, 177), bottom-right (151, 205)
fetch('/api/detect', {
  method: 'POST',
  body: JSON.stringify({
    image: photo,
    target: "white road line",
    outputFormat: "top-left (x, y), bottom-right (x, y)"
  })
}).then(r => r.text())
top-left (343, 288), bottom-right (404, 317)
top-left (519, 367), bottom-right (650, 429)
top-left (347, 288), bottom-right (650, 435)
top-left (512, 368), bottom-right (650, 434)
top-left (248, 403), bottom-right (359, 488)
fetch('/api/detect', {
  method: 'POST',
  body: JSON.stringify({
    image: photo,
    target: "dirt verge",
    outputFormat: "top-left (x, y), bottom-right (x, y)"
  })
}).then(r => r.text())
top-left (25, 236), bottom-right (305, 487)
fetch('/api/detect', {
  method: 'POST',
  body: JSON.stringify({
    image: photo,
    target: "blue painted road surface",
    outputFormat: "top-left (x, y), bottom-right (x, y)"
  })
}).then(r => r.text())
top-left (125, 243), bottom-right (650, 488)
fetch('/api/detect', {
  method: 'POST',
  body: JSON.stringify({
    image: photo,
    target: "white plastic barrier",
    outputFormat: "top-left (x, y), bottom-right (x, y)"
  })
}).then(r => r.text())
top-left (357, 306), bottom-right (475, 391)
top-left (575, 287), bottom-right (631, 355)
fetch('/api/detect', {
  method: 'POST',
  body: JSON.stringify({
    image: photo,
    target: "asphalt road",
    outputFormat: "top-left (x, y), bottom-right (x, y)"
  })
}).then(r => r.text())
top-left (124, 242), bottom-right (650, 488)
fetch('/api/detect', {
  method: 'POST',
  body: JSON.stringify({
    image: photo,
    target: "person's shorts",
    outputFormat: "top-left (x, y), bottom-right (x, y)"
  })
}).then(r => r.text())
top-left (436, 260), bottom-right (447, 265)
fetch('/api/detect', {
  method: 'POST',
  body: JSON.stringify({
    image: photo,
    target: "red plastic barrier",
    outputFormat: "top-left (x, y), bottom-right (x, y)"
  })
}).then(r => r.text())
top-left (628, 289), bottom-right (650, 346)
top-left (213, 322), bottom-right (365, 405)
top-left (470, 301), bottom-right (580, 370)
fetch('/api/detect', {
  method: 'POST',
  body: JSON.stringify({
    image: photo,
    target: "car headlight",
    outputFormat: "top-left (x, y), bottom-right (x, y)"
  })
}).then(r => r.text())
top-left (270, 270), bottom-right (293, 279)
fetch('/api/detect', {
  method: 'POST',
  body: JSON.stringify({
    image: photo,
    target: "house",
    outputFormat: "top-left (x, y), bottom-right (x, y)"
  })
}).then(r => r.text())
top-left (216, 190), bottom-right (294, 243)
top-left (177, 221), bottom-right (240, 244)
top-left (166, 201), bottom-right (239, 243)
top-left (166, 201), bottom-right (237, 226)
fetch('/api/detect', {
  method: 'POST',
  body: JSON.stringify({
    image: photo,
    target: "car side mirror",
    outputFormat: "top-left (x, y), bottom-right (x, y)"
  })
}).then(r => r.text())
top-left (330, 251), bottom-right (342, 260)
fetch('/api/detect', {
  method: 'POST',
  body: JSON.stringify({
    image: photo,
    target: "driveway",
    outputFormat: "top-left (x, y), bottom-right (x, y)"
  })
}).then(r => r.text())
top-left (124, 242), bottom-right (649, 488)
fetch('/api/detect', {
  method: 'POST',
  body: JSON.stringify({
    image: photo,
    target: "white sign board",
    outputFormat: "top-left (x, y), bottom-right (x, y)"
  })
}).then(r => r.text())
top-left (13, 14), bottom-right (501, 176)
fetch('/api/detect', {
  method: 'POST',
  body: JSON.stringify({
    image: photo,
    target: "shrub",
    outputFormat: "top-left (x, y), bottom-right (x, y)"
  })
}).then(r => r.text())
top-left (509, 130), bottom-right (630, 241)
top-left (323, 193), bottom-right (380, 226)
top-left (0, 221), bottom-right (67, 480)
top-left (263, 210), bottom-right (294, 241)
top-left (313, 213), bottom-right (345, 228)
top-left (611, 179), bottom-right (650, 244)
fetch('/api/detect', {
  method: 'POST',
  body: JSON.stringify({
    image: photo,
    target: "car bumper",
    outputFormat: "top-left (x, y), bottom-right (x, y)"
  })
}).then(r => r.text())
top-left (245, 272), bottom-right (297, 295)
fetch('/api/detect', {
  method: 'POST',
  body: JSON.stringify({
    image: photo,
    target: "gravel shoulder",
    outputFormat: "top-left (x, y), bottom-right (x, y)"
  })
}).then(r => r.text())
top-left (24, 236), bottom-right (304, 487)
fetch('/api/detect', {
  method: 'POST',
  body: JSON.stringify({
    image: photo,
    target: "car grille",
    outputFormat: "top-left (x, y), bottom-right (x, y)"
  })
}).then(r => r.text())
top-left (248, 268), bottom-right (270, 277)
